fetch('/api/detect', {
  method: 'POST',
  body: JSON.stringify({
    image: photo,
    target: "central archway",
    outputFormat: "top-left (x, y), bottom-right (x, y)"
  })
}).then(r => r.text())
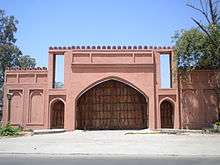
top-left (76, 79), bottom-right (148, 130)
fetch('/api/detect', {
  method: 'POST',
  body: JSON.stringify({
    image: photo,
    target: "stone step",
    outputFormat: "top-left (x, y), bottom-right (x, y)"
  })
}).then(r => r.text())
top-left (33, 129), bottom-right (66, 135)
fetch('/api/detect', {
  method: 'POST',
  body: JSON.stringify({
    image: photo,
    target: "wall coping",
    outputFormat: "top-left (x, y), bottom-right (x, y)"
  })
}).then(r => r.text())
top-left (49, 45), bottom-right (175, 50)
top-left (5, 67), bottom-right (48, 72)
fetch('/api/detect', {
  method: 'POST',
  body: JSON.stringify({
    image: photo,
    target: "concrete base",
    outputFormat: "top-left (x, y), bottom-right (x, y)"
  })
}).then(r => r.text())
top-left (157, 129), bottom-right (203, 134)
top-left (124, 129), bottom-right (203, 134)
top-left (33, 129), bottom-right (65, 135)
top-left (32, 129), bottom-right (203, 135)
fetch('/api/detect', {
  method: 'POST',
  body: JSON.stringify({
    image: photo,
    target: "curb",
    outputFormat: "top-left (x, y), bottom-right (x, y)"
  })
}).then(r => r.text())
top-left (0, 153), bottom-right (220, 158)
top-left (32, 129), bottom-right (66, 135)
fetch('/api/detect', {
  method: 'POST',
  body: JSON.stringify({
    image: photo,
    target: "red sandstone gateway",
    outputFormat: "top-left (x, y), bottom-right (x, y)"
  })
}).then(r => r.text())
top-left (2, 46), bottom-right (219, 130)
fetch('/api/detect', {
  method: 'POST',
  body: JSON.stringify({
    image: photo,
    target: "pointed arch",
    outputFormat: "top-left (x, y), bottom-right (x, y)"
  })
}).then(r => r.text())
top-left (75, 77), bottom-right (149, 130)
top-left (160, 98), bottom-right (175, 129)
top-left (75, 76), bottom-right (149, 102)
top-left (50, 98), bottom-right (65, 129)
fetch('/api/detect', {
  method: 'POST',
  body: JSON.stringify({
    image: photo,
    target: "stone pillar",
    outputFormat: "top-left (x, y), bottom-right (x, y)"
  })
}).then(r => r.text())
top-left (64, 51), bottom-right (72, 89)
top-left (171, 50), bottom-right (181, 129)
top-left (148, 95), bottom-right (156, 130)
top-left (23, 88), bottom-right (29, 127)
top-left (171, 50), bottom-right (178, 89)
top-left (155, 51), bottom-right (161, 129)
top-left (2, 86), bottom-right (8, 123)
top-left (64, 51), bottom-right (74, 130)
top-left (44, 88), bottom-right (49, 129)
top-left (48, 52), bottom-right (55, 89)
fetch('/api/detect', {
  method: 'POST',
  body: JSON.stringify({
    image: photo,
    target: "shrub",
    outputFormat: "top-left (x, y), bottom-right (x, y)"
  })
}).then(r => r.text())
top-left (215, 121), bottom-right (220, 126)
top-left (0, 123), bottom-right (22, 136)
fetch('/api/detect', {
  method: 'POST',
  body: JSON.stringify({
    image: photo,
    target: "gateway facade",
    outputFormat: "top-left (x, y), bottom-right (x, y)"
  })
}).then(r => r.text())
top-left (2, 46), bottom-right (219, 130)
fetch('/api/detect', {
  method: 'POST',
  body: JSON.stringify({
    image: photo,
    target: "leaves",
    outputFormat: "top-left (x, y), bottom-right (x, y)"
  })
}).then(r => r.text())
top-left (174, 0), bottom-right (220, 70)
top-left (0, 9), bottom-right (36, 87)
top-left (19, 55), bottom-right (36, 68)
top-left (0, 123), bottom-right (22, 136)
top-left (0, 10), bottom-right (18, 44)
top-left (173, 28), bottom-right (207, 69)
top-left (54, 82), bottom-right (64, 88)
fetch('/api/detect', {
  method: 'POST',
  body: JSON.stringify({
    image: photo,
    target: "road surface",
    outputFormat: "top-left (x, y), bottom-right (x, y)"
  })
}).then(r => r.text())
top-left (0, 155), bottom-right (219, 165)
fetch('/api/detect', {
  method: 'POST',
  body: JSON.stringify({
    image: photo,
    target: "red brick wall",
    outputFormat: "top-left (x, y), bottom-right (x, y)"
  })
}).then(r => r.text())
top-left (180, 70), bottom-right (219, 129)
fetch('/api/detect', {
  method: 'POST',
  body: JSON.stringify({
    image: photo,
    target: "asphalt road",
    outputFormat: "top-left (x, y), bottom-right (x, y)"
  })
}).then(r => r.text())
top-left (0, 156), bottom-right (220, 165)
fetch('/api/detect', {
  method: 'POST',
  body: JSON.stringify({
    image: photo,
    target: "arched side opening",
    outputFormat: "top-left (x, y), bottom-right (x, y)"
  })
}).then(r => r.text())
top-left (160, 100), bottom-right (174, 129)
top-left (76, 79), bottom-right (148, 130)
top-left (50, 99), bottom-right (65, 129)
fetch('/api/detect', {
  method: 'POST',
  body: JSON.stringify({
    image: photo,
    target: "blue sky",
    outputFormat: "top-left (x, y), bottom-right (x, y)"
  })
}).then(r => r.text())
top-left (0, 0), bottom-right (207, 87)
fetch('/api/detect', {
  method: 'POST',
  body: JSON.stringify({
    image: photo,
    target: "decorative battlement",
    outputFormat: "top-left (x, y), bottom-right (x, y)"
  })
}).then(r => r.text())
top-left (5, 67), bottom-right (47, 71)
top-left (49, 45), bottom-right (174, 50)
top-left (5, 67), bottom-right (48, 85)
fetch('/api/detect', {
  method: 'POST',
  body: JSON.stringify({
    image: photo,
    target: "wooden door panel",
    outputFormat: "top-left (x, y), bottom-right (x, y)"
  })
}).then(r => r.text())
top-left (77, 80), bottom-right (148, 130)
top-left (161, 100), bottom-right (174, 128)
top-left (51, 101), bottom-right (64, 129)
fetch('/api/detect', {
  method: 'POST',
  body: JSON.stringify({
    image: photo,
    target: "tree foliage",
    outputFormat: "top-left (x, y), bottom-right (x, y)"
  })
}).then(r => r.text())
top-left (18, 55), bottom-right (36, 68)
top-left (173, 0), bottom-right (220, 70)
top-left (54, 81), bottom-right (64, 88)
top-left (0, 9), bottom-right (36, 87)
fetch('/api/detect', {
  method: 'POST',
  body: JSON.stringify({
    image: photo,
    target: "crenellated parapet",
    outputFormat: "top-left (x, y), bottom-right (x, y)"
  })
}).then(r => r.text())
top-left (5, 67), bottom-right (48, 85)
top-left (48, 45), bottom-right (175, 69)
top-left (48, 45), bottom-right (174, 55)
top-left (49, 45), bottom-right (174, 50)
top-left (5, 67), bottom-right (47, 71)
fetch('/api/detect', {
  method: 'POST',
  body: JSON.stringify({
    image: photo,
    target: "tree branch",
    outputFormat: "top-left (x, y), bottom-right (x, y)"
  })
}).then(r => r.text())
top-left (187, 3), bottom-right (211, 24)
top-left (191, 17), bottom-right (218, 48)
top-left (200, 0), bottom-right (209, 21)
top-left (209, 0), bottom-right (219, 25)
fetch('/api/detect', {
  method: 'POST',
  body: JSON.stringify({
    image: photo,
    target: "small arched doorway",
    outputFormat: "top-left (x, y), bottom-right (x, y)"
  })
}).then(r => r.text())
top-left (160, 100), bottom-right (174, 128)
top-left (76, 79), bottom-right (148, 130)
top-left (50, 100), bottom-right (64, 129)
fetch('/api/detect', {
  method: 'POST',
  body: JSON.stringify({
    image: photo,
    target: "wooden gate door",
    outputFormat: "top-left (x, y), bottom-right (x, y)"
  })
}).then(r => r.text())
top-left (76, 80), bottom-right (148, 130)
top-left (51, 100), bottom-right (64, 129)
top-left (160, 100), bottom-right (174, 128)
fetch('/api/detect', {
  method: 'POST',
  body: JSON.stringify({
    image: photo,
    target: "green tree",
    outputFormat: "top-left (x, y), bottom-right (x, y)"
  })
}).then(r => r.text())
top-left (0, 9), bottom-right (36, 87)
top-left (173, 0), bottom-right (220, 119)
top-left (173, 0), bottom-right (220, 70)
top-left (54, 81), bottom-right (64, 88)
top-left (173, 28), bottom-right (207, 69)
top-left (18, 55), bottom-right (36, 68)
